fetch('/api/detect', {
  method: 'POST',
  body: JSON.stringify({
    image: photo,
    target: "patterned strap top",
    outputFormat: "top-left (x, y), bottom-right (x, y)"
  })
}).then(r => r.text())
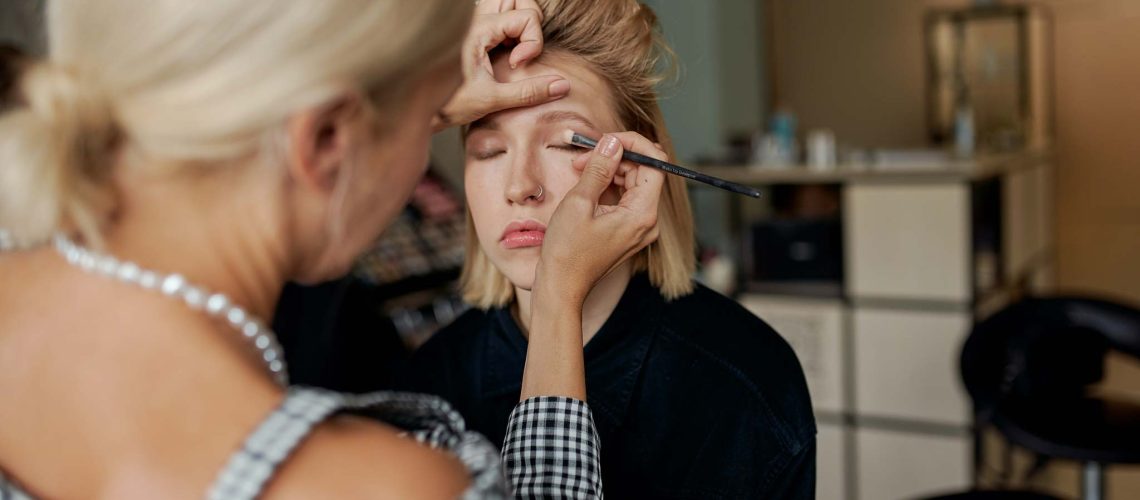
top-left (0, 388), bottom-right (603, 499)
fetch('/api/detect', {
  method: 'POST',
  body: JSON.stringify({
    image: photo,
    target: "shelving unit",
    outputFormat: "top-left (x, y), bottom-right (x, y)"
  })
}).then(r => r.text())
top-left (693, 150), bottom-right (1054, 500)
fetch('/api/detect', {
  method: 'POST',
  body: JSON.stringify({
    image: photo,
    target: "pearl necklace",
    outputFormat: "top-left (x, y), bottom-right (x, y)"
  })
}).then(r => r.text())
top-left (52, 235), bottom-right (289, 386)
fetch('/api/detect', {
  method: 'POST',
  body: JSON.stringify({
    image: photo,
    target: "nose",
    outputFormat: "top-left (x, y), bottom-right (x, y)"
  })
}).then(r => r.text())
top-left (504, 147), bottom-right (545, 205)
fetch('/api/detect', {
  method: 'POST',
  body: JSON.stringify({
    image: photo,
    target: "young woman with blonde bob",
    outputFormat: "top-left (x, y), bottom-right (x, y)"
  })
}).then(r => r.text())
top-left (0, 0), bottom-right (668, 497)
top-left (402, 0), bottom-right (817, 497)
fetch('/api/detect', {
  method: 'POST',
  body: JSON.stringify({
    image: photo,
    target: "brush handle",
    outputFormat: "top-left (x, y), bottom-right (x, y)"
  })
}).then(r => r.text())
top-left (570, 134), bottom-right (761, 198)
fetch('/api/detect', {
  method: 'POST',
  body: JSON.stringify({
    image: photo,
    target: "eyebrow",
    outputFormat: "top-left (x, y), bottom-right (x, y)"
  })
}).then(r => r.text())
top-left (536, 110), bottom-right (598, 131)
top-left (467, 110), bottom-right (599, 135)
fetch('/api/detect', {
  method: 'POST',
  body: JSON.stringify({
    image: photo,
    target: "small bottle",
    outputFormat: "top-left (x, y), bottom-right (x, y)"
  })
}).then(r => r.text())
top-left (954, 88), bottom-right (975, 158)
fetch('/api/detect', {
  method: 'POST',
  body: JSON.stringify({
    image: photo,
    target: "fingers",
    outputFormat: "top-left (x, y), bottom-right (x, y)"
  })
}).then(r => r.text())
top-left (476, 0), bottom-right (541, 16)
top-left (618, 162), bottom-right (665, 215)
top-left (474, 0), bottom-right (499, 15)
top-left (570, 132), bottom-right (667, 171)
top-left (596, 134), bottom-right (664, 233)
top-left (609, 131), bottom-right (668, 162)
top-left (605, 132), bottom-right (665, 198)
top-left (569, 131), bottom-right (667, 196)
top-left (568, 134), bottom-right (624, 204)
top-left (475, 9), bottom-right (544, 69)
top-left (492, 75), bottom-right (570, 110)
top-left (474, 0), bottom-right (544, 68)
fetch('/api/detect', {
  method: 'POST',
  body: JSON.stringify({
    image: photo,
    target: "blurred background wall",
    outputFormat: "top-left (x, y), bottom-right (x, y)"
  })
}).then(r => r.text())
top-left (0, 0), bottom-right (44, 55)
top-left (770, 0), bottom-right (1140, 307)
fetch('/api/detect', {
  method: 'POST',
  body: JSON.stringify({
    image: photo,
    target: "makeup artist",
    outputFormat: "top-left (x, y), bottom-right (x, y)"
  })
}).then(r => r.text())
top-left (0, 0), bottom-right (663, 497)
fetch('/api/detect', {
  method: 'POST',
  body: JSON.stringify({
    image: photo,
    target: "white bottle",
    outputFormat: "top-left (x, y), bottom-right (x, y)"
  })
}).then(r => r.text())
top-left (955, 103), bottom-right (975, 158)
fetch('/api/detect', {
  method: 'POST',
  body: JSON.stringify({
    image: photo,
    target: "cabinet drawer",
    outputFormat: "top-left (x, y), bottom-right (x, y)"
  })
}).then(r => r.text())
top-left (852, 308), bottom-right (971, 425)
top-left (856, 427), bottom-right (970, 500)
top-left (845, 183), bottom-right (971, 302)
top-left (739, 295), bottom-right (846, 414)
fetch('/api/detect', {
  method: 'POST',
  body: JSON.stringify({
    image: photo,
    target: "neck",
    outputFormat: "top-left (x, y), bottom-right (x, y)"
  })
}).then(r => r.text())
top-left (514, 261), bottom-right (633, 346)
top-left (101, 162), bottom-right (291, 320)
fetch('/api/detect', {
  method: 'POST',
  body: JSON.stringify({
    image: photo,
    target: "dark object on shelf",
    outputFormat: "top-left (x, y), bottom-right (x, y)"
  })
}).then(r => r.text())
top-left (920, 296), bottom-right (1140, 500)
top-left (746, 217), bottom-right (843, 285)
top-left (1, 42), bottom-right (28, 110)
top-left (971, 177), bottom-right (1004, 293)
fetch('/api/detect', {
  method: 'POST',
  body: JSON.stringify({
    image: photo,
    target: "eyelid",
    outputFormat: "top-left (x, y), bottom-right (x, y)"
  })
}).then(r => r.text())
top-left (466, 133), bottom-right (506, 161)
top-left (470, 149), bottom-right (505, 161)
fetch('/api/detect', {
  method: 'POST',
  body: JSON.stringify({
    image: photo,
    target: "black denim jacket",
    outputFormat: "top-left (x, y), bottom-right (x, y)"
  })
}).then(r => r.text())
top-left (400, 274), bottom-right (817, 499)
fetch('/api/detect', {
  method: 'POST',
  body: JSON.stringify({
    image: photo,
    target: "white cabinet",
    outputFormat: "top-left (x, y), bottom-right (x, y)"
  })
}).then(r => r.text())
top-left (703, 154), bottom-right (1052, 499)
top-left (844, 184), bottom-right (972, 303)
top-left (856, 427), bottom-right (971, 500)
top-left (739, 296), bottom-right (847, 414)
top-left (852, 308), bottom-right (972, 425)
top-left (818, 423), bottom-right (848, 500)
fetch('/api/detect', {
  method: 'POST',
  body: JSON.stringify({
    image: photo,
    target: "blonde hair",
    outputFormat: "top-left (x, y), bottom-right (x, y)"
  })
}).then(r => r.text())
top-left (461, 0), bottom-right (696, 308)
top-left (0, 0), bottom-right (472, 248)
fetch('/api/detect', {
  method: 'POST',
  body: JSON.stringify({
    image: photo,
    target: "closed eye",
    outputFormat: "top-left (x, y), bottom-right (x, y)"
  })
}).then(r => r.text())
top-left (471, 150), bottom-right (505, 161)
top-left (547, 144), bottom-right (580, 153)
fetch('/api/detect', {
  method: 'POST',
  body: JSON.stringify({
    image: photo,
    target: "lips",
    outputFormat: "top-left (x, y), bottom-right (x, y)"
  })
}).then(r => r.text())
top-left (500, 219), bottom-right (547, 249)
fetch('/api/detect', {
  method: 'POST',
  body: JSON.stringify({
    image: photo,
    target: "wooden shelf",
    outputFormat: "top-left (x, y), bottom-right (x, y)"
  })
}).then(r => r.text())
top-left (693, 149), bottom-right (1051, 186)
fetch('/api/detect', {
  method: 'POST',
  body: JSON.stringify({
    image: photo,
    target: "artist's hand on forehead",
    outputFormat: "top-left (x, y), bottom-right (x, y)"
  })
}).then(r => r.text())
top-left (435, 0), bottom-right (568, 131)
top-left (474, 0), bottom-right (544, 67)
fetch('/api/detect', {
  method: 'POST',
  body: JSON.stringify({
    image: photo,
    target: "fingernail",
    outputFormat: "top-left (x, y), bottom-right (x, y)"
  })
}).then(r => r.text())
top-left (548, 79), bottom-right (571, 98)
top-left (599, 135), bottom-right (621, 158)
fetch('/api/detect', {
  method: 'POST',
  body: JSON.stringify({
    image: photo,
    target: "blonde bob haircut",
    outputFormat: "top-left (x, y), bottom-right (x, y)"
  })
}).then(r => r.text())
top-left (461, 0), bottom-right (696, 309)
top-left (0, 0), bottom-right (471, 248)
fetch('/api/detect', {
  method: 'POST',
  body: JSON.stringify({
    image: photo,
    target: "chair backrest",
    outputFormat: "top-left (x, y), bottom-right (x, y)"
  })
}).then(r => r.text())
top-left (960, 296), bottom-right (1140, 421)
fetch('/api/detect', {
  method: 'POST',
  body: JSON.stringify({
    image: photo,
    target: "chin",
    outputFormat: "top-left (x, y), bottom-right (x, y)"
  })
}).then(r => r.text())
top-left (500, 261), bottom-right (539, 293)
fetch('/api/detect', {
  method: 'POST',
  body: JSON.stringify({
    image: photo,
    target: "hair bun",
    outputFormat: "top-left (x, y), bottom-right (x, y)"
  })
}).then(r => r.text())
top-left (21, 61), bottom-right (119, 166)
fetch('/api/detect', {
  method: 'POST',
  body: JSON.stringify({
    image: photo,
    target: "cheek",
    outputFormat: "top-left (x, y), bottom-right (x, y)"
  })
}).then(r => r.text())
top-left (463, 162), bottom-right (493, 215)
top-left (464, 163), bottom-right (503, 244)
top-left (377, 141), bottom-right (429, 198)
top-left (352, 131), bottom-right (430, 231)
top-left (539, 157), bottom-right (582, 206)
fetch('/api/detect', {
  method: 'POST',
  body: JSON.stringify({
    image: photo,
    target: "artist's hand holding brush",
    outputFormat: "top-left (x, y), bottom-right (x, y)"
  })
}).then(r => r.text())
top-left (522, 132), bottom-right (665, 400)
top-left (433, 0), bottom-right (571, 130)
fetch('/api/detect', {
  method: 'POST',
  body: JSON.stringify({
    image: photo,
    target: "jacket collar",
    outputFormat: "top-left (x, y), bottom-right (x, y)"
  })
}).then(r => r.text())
top-left (480, 273), bottom-right (663, 429)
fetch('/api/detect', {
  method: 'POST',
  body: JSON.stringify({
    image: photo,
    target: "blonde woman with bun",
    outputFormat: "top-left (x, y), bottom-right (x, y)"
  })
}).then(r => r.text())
top-left (0, 0), bottom-right (668, 497)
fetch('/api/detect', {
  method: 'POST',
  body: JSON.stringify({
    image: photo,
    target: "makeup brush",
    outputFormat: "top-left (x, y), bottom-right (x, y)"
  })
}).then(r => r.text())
top-left (565, 132), bottom-right (761, 198)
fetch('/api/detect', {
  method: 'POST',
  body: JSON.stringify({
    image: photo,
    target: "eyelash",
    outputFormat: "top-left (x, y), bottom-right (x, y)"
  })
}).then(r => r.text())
top-left (471, 144), bottom-right (578, 161)
top-left (472, 150), bottom-right (504, 161)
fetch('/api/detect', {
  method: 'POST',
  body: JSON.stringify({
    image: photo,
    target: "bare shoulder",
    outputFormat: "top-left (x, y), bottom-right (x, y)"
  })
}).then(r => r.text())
top-left (264, 415), bottom-right (471, 499)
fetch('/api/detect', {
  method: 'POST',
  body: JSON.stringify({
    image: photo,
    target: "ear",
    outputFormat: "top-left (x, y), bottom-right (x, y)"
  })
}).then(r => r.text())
top-left (284, 92), bottom-right (366, 193)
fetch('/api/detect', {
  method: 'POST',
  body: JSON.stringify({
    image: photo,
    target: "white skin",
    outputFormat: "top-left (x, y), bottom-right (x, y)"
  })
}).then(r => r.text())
top-left (465, 52), bottom-right (670, 344)
top-left (0, 2), bottom-right (664, 497)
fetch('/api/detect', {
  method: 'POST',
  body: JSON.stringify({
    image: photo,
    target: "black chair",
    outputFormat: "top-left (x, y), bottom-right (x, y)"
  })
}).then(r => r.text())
top-left (925, 296), bottom-right (1140, 500)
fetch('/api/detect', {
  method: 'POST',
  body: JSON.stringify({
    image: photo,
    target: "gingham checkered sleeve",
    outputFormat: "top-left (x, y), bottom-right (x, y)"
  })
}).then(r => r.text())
top-left (502, 396), bottom-right (603, 499)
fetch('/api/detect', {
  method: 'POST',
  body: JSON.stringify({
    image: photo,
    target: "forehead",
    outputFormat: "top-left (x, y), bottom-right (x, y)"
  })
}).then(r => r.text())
top-left (469, 51), bottom-right (620, 134)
